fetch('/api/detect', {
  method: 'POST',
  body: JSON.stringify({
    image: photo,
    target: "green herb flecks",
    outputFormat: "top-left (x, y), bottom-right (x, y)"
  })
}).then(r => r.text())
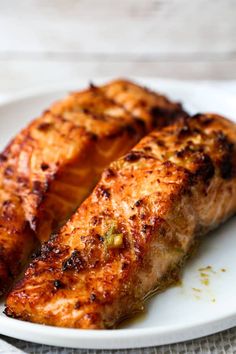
top-left (104, 223), bottom-right (124, 253)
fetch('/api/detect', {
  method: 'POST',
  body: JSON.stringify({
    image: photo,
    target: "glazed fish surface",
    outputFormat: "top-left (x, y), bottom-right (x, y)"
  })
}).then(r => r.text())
top-left (5, 113), bottom-right (236, 328)
top-left (0, 79), bottom-right (184, 295)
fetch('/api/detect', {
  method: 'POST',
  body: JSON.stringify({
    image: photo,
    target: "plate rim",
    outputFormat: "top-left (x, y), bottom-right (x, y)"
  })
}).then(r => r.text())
top-left (0, 309), bottom-right (236, 349)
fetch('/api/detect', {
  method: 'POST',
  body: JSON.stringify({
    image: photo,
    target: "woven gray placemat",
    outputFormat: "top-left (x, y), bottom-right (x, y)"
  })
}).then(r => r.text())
top-left (1, 326), bottom-right (236, 354)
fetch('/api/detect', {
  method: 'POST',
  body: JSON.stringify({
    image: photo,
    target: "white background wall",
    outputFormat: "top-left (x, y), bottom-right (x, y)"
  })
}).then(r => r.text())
top-left (0, 0), bottom-right (235, 95)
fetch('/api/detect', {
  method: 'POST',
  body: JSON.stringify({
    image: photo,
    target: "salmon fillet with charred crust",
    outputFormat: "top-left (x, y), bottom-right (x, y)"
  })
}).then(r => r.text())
top-left (0, 79), bottom-right (184, 295)
top-left (5, 113), bottom-right (236, 328)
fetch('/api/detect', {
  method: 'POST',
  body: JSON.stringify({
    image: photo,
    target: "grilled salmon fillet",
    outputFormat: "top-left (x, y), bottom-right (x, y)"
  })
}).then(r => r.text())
top-left (0, 79), bottom-right (184, 295)
top-left (5, 113), bottom-right (236, 328)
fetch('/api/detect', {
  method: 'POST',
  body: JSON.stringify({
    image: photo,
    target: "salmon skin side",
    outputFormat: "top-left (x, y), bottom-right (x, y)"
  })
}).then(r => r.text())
top-left (0, 79), bottom-right (185, 295)
top-left (5, 113), bottom-right (236, 328)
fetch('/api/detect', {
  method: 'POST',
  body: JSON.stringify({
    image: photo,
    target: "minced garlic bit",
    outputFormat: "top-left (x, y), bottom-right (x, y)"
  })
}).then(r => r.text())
top-left (104, 224), bottom-right (124, 249)
top-left (201, 278), bottom-right (209, 286)
top-left (192, 287), bottom-right (201, 293)
top-left (198, 265), bottom-right (216, 274)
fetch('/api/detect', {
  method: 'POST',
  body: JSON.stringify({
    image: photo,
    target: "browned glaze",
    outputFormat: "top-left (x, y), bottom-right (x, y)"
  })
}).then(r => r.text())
top-left (5, 113), bottom-right (236, 328)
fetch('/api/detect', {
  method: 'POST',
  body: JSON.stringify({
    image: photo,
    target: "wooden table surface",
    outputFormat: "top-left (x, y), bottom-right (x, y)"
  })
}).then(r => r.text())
top-left (0, 0), bottom-right (235, 97)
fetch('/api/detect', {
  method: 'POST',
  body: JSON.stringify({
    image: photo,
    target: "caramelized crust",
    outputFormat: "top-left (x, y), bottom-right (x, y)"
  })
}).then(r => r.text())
top-left (0, 79), bottom-right (184, 295)
top-left (101, 79), bottom-right (185, 130)
top-left (5, 114), bottom-right (236, 328)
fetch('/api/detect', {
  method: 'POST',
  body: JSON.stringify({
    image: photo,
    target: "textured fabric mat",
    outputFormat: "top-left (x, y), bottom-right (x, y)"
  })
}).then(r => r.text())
top-left (1, 326), bottom-right (236, 354)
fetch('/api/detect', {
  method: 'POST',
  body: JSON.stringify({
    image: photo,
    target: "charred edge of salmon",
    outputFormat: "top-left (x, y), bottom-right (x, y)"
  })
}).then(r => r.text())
top-left (99, 79), bottom-right (188, 129)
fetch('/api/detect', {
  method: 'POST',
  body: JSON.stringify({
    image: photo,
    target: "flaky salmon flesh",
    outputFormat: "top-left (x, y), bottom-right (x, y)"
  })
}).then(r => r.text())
top-left (5, 113), bottom-right (236, 328)
top-left (0, 79), bottom-right (184, 295)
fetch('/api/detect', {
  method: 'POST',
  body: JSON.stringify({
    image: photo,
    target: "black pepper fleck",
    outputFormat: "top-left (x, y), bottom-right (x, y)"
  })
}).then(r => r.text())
top-left (41, 163), bottom-right (49, 171)
top-left (90, 293), bottom-right (96, 302)
top-left (75, 301), bottom-right (81, 309)
top-left (125, 152), bottom-right (141, 162)
top-left (135, 200), bottom-right (142, 207)
top-left (53, 280), bottom-right (64, 290)
top-left (62, 250), bottom-right (84, 272)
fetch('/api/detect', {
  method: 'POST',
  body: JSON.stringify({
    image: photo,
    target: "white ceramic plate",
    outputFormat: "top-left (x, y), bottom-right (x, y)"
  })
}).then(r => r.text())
top-left (0, 79), bottom-right (236, 349)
